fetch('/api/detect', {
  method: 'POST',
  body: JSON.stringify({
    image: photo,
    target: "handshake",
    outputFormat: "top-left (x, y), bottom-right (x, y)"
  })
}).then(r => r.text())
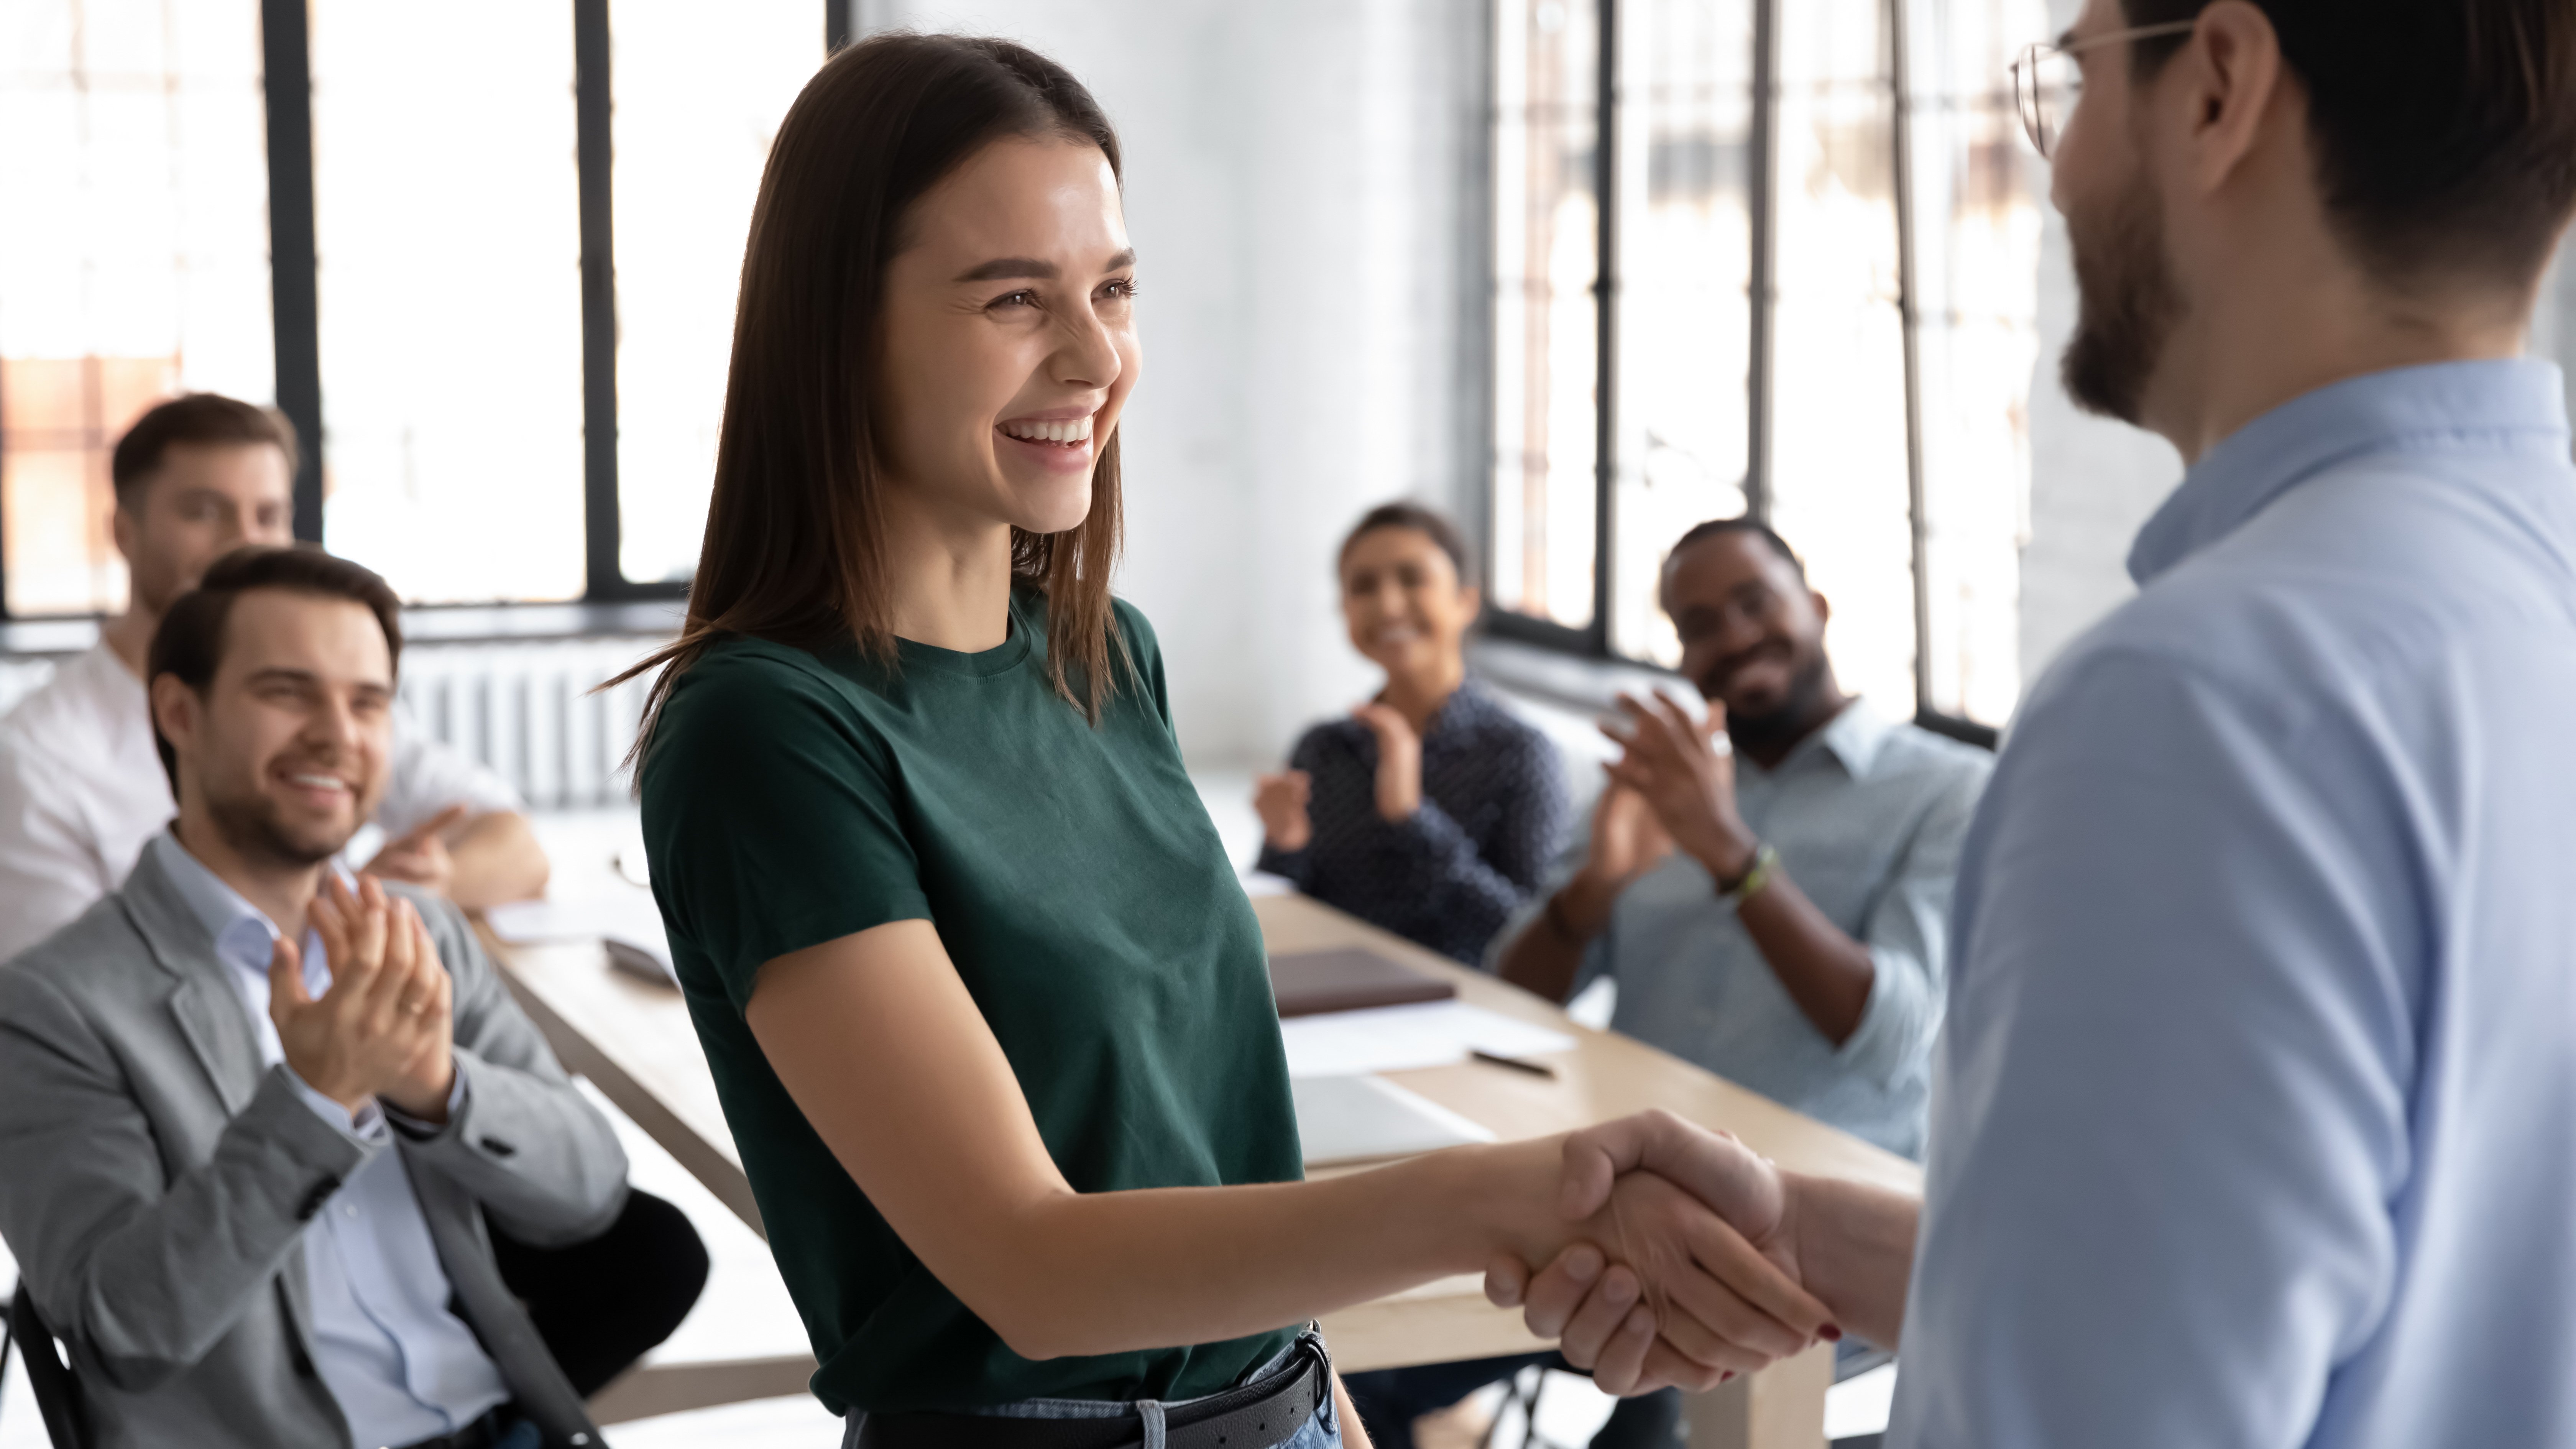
top-left (1480, 1109), bottom-right (1915, 1395)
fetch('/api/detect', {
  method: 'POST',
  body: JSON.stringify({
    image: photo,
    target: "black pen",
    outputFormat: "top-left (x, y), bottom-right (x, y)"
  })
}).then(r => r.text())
top-left (1470, 1048), bottom-right (1558, 1079)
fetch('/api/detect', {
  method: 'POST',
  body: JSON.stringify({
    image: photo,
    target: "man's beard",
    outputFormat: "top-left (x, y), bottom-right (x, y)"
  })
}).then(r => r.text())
top-left (2060, 165), bottom-right (2184, 426)
top-left (1712, 647), bottom-right (1834, 759)
top-left (206, 781), bottom-right (349, 871)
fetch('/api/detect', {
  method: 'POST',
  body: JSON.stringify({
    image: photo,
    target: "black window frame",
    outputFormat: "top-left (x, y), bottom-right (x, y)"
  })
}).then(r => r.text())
top-left (1481, 0), bottom-right (1996, 745)
top-left (0, 0), bottom-right (851, 619)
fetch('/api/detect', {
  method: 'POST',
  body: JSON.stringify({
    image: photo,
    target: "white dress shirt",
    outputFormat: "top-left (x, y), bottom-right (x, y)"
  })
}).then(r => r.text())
top-left (148, 831), bottom-right (513, 1449)
top-left (0, 641), bottom-right (521, 963)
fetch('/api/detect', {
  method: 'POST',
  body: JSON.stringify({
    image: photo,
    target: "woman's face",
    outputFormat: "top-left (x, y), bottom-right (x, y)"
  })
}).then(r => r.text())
top-left (875, 136), bottom-right (1140, 536)
top-left (1340, 527), bottom-right (1479, 681)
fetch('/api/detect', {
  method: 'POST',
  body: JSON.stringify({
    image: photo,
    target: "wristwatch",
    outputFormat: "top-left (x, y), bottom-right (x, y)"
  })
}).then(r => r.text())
top-left (1717, 841), bottom-right (1778, 907)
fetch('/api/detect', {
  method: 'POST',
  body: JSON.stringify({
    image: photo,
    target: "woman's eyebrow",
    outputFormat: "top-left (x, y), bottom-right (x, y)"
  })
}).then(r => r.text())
top-left (952, 248), bottom-right (1137, 283)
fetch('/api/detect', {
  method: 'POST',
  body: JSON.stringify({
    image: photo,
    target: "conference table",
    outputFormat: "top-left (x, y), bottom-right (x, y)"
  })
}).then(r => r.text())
top-left (489, 889), bottom-right (1923, 1448)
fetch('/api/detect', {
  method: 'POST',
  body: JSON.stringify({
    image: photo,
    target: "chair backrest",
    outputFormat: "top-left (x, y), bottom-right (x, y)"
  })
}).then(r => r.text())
top-left (8, 1285), bottom-right (88, 1449)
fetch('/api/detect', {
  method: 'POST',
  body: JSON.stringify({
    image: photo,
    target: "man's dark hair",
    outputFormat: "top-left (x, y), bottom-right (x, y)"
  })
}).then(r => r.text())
top-left (1668, 516), bottom-right (1807, 583)
top-left (2125, 0), bottom-right (2576, 288)
top-left (146, 546), bottom-right (403, 796)
top-left (1339, 501), bottom-right (1479, 588)
top-left (110, 393), bottom-right (299, 513)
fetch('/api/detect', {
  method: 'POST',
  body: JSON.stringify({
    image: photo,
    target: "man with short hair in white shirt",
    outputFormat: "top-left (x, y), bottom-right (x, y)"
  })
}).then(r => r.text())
top-left (0, 392), bottom-right (549, 964)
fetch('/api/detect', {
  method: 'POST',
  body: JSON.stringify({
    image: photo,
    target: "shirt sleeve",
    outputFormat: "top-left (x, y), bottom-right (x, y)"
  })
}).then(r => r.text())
top-left (1832, 756), bottom-right (1985, 1086)
top-left (0, 740), bottom-right (118, 963)
top-left (1890, 649), bottom-right (2413, 1449)
top-left (641, 649), bottom-right (933, 1013)
top-left (380, 704), bottom-right (524, 835)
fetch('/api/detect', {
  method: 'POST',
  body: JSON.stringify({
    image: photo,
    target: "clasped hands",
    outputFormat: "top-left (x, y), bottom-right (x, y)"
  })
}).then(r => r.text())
top-left (270, 874), bottom-right (457, 1124)
top-left (1489, 1110), bottom-right (1836, 1395)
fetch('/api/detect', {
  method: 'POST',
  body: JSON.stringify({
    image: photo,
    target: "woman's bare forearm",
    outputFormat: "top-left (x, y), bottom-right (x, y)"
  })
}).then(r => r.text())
top-left (992, 1139), bottom-right (1567, 1360)
top-left (1781, 1170), bottom-right (1920, 1350)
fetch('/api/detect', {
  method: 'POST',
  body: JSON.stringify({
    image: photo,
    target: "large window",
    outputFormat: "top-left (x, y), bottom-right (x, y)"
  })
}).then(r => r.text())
top-left (0, 0), bottom-right (276, 616)
top-left (1489, 0), bottom-right (2044, 726)
top-left (0, 0), bottom-right (829, 617)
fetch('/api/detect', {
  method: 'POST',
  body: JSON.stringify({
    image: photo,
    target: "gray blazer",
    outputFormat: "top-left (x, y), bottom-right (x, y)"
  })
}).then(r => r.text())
top-left (0, 846), bottom-right (629, 1449)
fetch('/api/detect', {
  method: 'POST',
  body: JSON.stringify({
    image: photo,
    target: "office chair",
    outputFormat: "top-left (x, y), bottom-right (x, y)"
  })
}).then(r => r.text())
top-left (8, 1283), bottom-right (88, 1449)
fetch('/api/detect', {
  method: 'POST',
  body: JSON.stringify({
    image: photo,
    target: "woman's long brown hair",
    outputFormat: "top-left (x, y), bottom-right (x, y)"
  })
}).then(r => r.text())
top-left (610, 33), bottom-right (1131, 768)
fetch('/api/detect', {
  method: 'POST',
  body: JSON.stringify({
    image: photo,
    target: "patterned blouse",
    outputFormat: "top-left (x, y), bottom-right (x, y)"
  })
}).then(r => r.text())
top-left (1257, 680), bottom-right (1569, 964)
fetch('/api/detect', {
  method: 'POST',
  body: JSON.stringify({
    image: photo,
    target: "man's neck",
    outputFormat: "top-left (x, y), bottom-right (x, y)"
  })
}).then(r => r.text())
top-left (172, 813), bottom-right (324, 941)
top-left (100, 606), bottom-right (159, 678)
top-left (2146, 247), bottom-right (2533, 464)
top-left (1731, 684), bottom-right (1853, 773)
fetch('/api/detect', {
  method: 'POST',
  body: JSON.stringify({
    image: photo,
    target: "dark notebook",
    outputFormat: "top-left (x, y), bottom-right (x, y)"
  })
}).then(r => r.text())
top-left (1268, 947), bottom-right (1457, 1018)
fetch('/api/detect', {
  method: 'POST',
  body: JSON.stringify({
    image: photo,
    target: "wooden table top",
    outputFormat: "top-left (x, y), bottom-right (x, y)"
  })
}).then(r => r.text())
top-left (488, 888), bottom-right (1921, 1375)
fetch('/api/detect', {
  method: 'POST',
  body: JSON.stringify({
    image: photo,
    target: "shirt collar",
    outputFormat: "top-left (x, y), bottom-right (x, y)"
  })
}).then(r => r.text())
top-left (2127, 358), bottom-right (2571, 587)
top-left (1754, 697), bottom-right (1896, 782)
top-left (147, 829), bottom-right (346, 981)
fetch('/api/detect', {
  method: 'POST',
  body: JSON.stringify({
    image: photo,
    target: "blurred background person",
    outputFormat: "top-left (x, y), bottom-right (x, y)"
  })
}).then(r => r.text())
top-left (1255, 503), bottom-right (1567, 964)
top-left (0, 394), bottom-right (550, 965)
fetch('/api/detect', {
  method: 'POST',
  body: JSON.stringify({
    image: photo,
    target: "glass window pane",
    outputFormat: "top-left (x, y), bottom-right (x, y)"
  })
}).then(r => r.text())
top-left (1907, 0), bottom-right (2045, 724)
top-left (1490, 0), bottom-right (1600, 632)
top-left (1608, 0), bottom-right (1756, 664)
top-left (611, 1), bottom-right (818, 587)
top-left (0, 0), bottom-right (273, 616)
top-left (1765, 0), bottom-right (1916, 717)
top-left (312, 0), bottom-right (584, 604)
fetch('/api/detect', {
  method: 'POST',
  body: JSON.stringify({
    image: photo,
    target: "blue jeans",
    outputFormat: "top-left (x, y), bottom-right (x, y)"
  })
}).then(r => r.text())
top-left (842, 1329), bottom-right (1341, 1449)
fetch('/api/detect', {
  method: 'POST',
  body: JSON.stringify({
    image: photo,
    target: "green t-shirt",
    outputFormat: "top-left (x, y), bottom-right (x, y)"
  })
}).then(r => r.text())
top-left (638, 584), bottom-right (1303, 1415)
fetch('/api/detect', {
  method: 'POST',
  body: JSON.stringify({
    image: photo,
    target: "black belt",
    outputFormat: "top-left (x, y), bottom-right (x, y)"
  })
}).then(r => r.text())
top-left (393, 1406), bottom-right (524, 1449)
top-left (853, 1336), bottom-right (1327, 1449)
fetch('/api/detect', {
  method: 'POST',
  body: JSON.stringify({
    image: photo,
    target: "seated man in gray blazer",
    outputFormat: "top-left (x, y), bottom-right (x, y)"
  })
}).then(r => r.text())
top-left (0, 546), bottom-right (625, 1449)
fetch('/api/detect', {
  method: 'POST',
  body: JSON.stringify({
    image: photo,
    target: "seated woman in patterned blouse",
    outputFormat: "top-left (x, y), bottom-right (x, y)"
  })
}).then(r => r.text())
top-left (1254, 504), bottom-right (1568, 964)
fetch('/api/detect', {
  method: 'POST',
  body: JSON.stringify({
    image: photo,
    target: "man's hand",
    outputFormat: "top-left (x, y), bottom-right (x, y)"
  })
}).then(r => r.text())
top-left (361, 803), bottom-right (470, 896)
top-left (1601, 693), bottom-right (1757, 882)
top-left (271, 875), bottom-right (455, 1122)
top-left (1253, 770), bottom-right (1314, 852)
top-left (1486, 1111), bottom-right (1834, 1394)
top-left (1351, 703), bottom-right (1424, 822)
top-left (1586, 780), bottom-right (1675, 887)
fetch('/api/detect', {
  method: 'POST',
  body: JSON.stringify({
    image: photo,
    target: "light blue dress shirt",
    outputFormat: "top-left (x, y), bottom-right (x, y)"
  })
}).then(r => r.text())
top-left (149, 832), bottom-right (512, 1449)
top-left (1892, 361), bottom-right (2576, 1447)
top-left (1500, 701), bottom-right (1991, 1159)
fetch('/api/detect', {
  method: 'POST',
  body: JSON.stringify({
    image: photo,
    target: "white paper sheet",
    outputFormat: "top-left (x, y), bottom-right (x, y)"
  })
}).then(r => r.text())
top-left (485, 894), bottom-right (677, 984)
top-left (1291, 1074), bottom-right (1499, 1165)
top-left (1276, 1000), bottom-right (1574, 1079)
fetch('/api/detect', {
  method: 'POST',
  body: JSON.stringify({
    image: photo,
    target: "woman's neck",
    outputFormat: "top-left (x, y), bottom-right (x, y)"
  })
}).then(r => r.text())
top-left (1380, 656), bottom-right (1467, 736)
top-left (879, 485), bottom-right (1018, 652)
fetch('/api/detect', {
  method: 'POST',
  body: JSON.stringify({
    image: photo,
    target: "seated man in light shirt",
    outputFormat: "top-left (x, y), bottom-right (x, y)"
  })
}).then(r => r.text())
top-left (1493, 518), bottom-right (1991, 1164)
top-left (0, 391), bottom-right (549, 966)
top-left (0, 547), bottom-right (623, 1449)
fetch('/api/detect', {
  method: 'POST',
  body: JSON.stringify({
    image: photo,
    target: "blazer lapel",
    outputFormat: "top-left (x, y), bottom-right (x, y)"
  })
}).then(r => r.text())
top-left (122, 848), bottom-right (265, 1116)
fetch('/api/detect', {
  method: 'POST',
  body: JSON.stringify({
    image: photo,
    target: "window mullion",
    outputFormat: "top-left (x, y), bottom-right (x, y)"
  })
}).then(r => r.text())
top-left (1591, 0), bottom-right (1620, 657)
top-left (1745, 0), bottom-right (1782, 521)
top-left (262, 0), bottom-right (325, 544)
top-left (576, 0), bottom-right (620, 600)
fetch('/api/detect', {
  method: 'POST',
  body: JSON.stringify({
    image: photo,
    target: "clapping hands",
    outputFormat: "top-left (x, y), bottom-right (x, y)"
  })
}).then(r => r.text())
top-left (1492, 1111), bottom-right (1840, 1395)
top-left (270, 874), bottom-right (457, 1123)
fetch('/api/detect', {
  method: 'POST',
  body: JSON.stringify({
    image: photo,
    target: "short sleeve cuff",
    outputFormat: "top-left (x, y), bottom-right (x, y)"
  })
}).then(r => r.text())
top-left (1833, 946), bottom-right (1934, 1084)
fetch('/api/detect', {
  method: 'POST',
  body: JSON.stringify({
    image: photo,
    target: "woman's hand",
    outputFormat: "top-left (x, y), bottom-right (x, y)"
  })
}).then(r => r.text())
top-left (1351, 703), bottom-right (1423, 822)
top-left (1254, 770), bottom-right (1314, 851)
top-left (1487, 1111), bottom-right (1853, 1394)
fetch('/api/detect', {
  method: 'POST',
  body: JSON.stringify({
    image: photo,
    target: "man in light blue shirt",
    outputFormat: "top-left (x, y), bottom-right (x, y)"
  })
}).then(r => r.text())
top-left (1484, 2), bottom-right (2576, 1443)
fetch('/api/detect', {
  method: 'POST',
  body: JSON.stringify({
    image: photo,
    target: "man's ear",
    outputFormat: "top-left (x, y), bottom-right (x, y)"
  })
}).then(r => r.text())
top-left (1458, 582), bottom-right (1484, 619)
top-left (111, 502), bottom-right (141, 568)
top-left (150, 675), bottom-right (200, 768)
top-left (1810, 588), bottom-right (1832, 628)
top-left (2169, 0), bottom-right (2288, 196)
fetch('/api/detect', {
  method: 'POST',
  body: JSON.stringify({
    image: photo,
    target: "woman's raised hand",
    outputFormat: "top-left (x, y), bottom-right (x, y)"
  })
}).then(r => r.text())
top-left (1350, 703), bottom-right (1424, 822)
top-left (1252, 770), bottom-right (1313, 851)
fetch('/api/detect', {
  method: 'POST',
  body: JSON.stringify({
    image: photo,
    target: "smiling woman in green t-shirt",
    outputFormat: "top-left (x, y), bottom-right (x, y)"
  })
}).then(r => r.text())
top-left (615, 32), bottom-right (1832, 1449)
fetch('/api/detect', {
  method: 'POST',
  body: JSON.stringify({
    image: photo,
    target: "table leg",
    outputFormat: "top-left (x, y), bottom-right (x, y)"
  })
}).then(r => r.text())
top-left (1681, 1341), bottom-right (1833, 1449)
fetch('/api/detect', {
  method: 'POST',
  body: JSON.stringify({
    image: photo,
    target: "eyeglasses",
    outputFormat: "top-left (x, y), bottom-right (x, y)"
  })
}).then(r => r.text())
top-left (2009, 20), bottom-right (2199, 159)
